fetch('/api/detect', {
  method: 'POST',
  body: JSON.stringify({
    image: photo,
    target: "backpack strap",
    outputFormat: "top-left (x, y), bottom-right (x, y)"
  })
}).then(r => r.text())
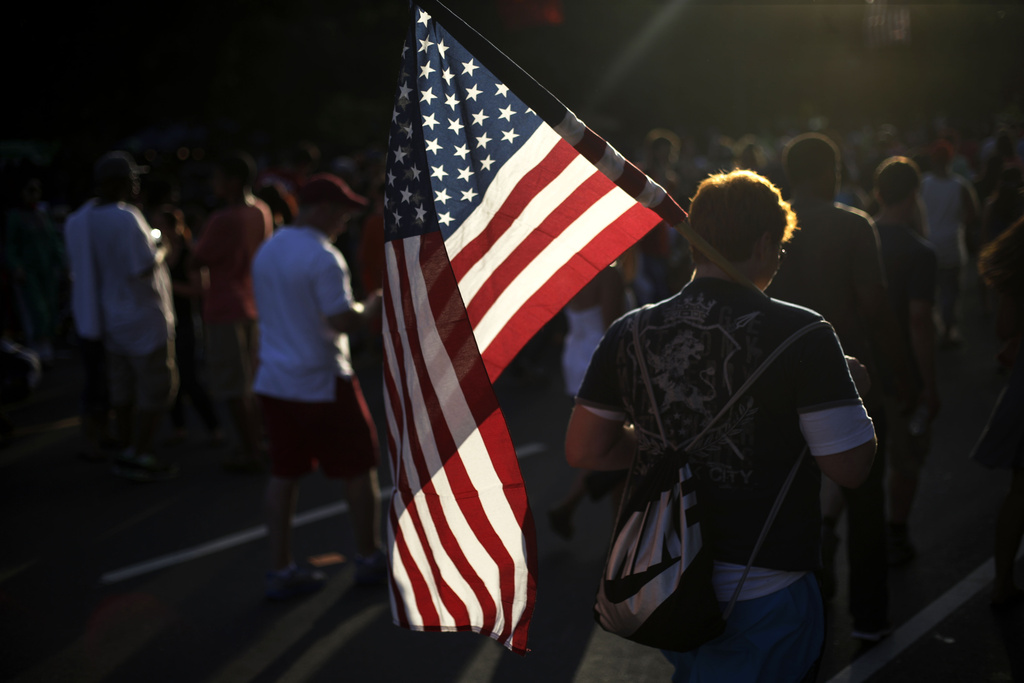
top-left (630, 308), bottom-right (832, 620)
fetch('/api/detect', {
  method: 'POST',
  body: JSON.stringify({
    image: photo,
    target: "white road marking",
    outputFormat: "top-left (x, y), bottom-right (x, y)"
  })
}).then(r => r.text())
top-left (516, 442), bottom-right (547, 459)
top-left (100, 487), bottom-right (394, 585)
top-left (101, 450), bottom-right (544, 585)
top-left (826, 544), bottom-right (1024, 683)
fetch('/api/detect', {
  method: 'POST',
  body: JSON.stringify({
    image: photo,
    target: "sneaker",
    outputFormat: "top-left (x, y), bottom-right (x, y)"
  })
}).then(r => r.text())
top-left (852, 624), bottom-right (892, 642)
top-left (111, 452), bottom-right (179, 482)
top-left (355, 549), bottom-right (388, 586)
top-left (265, 565), bottom-right (326, 600)
top-left (887, 528), bottom-right (916, 567)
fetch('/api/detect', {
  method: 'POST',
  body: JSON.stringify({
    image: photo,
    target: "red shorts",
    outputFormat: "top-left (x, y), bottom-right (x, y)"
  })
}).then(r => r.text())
top-left (258, 376), bottom-right (379, 479)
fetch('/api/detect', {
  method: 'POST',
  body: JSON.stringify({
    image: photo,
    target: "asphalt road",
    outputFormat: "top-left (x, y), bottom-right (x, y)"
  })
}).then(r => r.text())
top-left (1, 269), bottom-right (1021, 682)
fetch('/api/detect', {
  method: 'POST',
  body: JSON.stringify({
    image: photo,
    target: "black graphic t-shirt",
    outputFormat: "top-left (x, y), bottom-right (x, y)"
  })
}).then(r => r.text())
top-left (577, 277), bottom-right (865, 570)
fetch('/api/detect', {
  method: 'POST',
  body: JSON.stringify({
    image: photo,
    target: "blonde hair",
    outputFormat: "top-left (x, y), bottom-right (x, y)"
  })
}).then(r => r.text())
top-left (687, 170), bottom-right (798, 264)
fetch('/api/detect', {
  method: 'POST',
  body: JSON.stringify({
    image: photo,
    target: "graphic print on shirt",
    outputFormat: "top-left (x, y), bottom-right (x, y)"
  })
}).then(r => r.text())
top-left (621, 291), bottom-right (767, 492)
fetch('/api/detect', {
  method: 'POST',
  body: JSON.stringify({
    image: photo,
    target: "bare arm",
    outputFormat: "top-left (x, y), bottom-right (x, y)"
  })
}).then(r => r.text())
top-left (814, 436), bottom-right (876, 489)
top-left (326, 290), bottom-right (382, 335)
top-left (565, 405), bottom-right (636, 471)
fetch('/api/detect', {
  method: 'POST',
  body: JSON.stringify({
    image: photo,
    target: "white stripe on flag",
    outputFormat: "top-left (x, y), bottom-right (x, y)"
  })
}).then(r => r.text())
top-left (401, 240), bottom-right (526, 623)
top-left (472, 185), bottom-right (642, 354)
top-left (458, 151), bottom-right (599, 308)
top-left (383, 242), bottom-right (451, 627)
top-left (384, 239), bottom-right (527, 634)
top-left (445, 125), bottom-right (563, 261)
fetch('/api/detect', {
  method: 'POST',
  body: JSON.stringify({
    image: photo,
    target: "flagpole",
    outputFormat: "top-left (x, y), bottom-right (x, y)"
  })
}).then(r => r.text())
top-left (415, 0), bottom-right (763, 295)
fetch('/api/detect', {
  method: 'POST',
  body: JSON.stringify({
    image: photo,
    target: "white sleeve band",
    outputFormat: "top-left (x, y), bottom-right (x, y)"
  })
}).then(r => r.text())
top-left (578, 403), bottom-right (627, 422)
top-left (799, 404), bottom-right (875, 456)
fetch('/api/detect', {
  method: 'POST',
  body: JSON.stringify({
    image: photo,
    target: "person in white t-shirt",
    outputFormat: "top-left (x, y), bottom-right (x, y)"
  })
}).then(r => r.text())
top-left (252, 173), bottom-right (385, 600)
top-left (64, 152), bottom-right (179, 480)
top-left (920, 140), bottom-right (980, 348)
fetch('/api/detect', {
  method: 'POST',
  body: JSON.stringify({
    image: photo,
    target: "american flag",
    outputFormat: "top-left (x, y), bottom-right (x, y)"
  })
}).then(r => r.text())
top-left (382, 1), bottom-right (682, 654)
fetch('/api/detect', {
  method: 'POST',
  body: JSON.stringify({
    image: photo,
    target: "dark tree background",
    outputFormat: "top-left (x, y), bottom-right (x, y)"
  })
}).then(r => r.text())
top-left (4, 0), bottom-right (1023, 185)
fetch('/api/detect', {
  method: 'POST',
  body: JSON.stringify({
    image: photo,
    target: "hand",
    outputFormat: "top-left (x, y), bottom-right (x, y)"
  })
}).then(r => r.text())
top-left (845, 355), bottom-right (871, 397)
top-left (362, 289), bottom-right (383, 319)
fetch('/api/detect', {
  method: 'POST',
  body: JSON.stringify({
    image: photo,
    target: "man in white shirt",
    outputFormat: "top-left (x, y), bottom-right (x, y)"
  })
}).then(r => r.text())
top-left (252, 173), bottom-right (385, 599)
top-left (64, 151), bottom-right (178, 480)
top-left (920, 140), bottom-right (980, 348)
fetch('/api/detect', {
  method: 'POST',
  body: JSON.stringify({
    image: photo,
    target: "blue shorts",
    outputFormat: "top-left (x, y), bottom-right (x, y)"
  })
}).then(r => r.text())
top-left (662, 572), bottom-right (824, 683)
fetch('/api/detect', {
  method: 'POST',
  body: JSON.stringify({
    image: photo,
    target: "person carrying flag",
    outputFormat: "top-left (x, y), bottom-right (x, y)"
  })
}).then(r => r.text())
top-left (566, 170), bottom-right (877, 681)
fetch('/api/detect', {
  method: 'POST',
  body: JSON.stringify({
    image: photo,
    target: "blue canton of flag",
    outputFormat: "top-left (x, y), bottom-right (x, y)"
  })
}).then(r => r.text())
top-left (385, 16), bottom-right (542, 242)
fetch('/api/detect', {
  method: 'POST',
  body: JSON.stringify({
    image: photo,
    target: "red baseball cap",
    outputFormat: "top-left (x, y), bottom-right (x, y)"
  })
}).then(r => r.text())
top-left (297, 173), bottom-right (367, 209)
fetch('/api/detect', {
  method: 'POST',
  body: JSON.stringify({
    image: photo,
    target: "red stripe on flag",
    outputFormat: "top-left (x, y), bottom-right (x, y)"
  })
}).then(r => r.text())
top-left (449, 140), bottom-right (579, 281)
top-left (417, 234), bottom-right (528, 644)
top-left (481, 202), bottom-right (662, 379)
top-left (384, 240), bottom-right (459, 630)
top-left (463, 171), bottom-right (611, 327)
top-left (384, 235), bottom-right (534, 651)
top-left (391, 238), bottom-right (482, 630)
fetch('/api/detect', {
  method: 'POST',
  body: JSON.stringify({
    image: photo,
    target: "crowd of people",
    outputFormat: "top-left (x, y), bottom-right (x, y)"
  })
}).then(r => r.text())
top-left (1, 116), bottom-right (1022, 676)
top-left (0, 141), bottom-right (389, 601)
top-left (561, 120), bottom-right (1024, 680)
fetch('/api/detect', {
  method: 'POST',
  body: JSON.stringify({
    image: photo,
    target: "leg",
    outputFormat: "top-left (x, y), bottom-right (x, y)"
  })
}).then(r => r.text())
top-left (344, 469), bottom-right (382, 557)
top-left (820, 477), bottom-right (846, 601)
top-left (845, 402), bottom-right (890, 638)
top-left (887, 468), bottom-right (919, 525)
top-left (132, 408), bottom-right (165, 455)
top-left (113, 404), bottom-right (133, 449)
top-left (225, 394), bottom-right (261, 461)
top-left (993, 468), bottom-right (1024, 604)
top-left (265, 475), bottom-right (300, 571)
top-left (884, 399), bottom-right (928, 565)
top-left (78, 338), bottom-right (113, 459)
top-left (549, 471), bottom-right (588, 539)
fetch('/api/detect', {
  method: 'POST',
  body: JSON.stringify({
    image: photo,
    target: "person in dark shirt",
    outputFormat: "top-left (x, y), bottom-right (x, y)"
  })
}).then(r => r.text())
top-left (871, 157), bottom-right (941, 566)
top-left (767, 133), bottom-right (910, 641)
top-left (566, 169), bottom-right (876, 681)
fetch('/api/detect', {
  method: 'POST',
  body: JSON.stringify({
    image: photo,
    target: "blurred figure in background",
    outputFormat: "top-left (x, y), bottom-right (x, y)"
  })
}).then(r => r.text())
top-left (919, 140), bottom-right (981, 348)
top-left (767, 132), bottom-right (906, 642)
top-left (190, 151), bottom-right (273, 473)
top-left (65, 151), bottom-right (178, 480)
top-left (971, 215), bottom-right (1024, 610)
top-left (979, 166), bottom-right (1024, 317)
top-left (151, 205), bottom-right (223, 447)
top-left (5, 177), bottom-right (64, 366)
top-left (548, 262), bottom-right (628, 540)
top-left (872, 157), bottom-right (941, 567)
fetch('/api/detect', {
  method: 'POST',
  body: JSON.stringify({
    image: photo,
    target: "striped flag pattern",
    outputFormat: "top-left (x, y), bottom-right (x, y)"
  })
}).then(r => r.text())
top-left (383, 1), bottom-right (685, 653)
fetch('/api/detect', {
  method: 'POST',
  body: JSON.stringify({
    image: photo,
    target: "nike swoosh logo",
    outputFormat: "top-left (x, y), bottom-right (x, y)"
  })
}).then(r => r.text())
top-left (602, 553), bottom-right (682, 603)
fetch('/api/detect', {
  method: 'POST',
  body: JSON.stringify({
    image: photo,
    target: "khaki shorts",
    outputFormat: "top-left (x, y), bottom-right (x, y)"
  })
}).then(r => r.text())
top-left (108, 343), bottom-right (178, 411)
top-left (205, 320), bottom-right (257, 399)
top-left (883, 395), bottom-right (931, 474)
